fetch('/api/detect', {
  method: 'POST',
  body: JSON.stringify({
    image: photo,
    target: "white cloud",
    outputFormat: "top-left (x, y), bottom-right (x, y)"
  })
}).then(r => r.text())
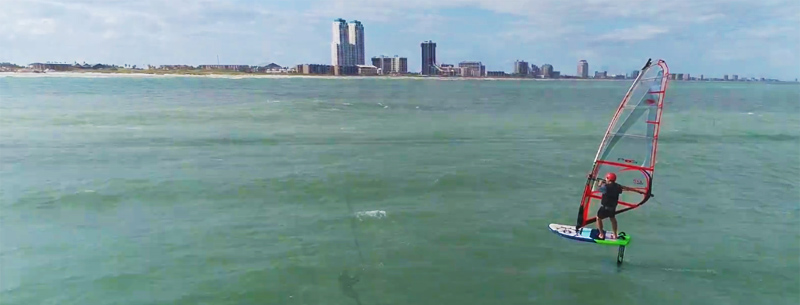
top-left (571, 50), bottom-right (600, 62)
top-left (695, 13), bottom-right (726, 23)
top-left (14, 18), bottom-right (57, 36)
top-left (399, 13), bottom-right (457, 35)
top-left (594, 25), bottom-right (670, 42)
top-left (497, 19), bottom-right (583, 43)
top-left (741, 25), bottom-right (797, 39)
top-left (708, 24), bottom-right (799, 62)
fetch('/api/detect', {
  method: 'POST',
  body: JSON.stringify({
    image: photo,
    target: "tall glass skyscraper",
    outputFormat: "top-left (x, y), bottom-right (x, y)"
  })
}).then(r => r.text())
top-left (421, 41), bottom-right (437, 75)
top-left (331, 19), bottom-right (365, 66)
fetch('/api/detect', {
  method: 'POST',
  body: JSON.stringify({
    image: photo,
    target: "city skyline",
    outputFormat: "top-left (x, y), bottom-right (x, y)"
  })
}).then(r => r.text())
top-left (4, 60), bottom-right (793, 83)
top-left (1, 0), bottom-right (798, 80)
top-left (0, 15), bottom-right (791, 82)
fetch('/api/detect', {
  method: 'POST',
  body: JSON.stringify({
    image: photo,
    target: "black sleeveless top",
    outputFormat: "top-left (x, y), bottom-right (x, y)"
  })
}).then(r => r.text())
top-left (600, 182), bottom-right (624, 208)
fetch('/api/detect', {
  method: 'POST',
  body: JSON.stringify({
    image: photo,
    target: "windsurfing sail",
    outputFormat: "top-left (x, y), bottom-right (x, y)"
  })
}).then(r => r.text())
top-left (575, 58), bottom-right (670, 230)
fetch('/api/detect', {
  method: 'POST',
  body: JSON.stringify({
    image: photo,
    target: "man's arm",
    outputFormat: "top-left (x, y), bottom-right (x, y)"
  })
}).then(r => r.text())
top-left (597, 180), bottom-right (607, 193)
top-left (621, 185), bottom-right (645, 194)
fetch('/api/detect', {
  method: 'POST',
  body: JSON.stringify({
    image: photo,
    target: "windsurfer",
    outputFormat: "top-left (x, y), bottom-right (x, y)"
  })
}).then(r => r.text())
top-left (595, 172), bottom-right (645, 239)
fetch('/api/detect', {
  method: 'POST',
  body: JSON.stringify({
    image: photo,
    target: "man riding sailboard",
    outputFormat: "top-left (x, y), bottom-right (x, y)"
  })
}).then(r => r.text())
top-left (594, 172), bottom-right (646, 239)
top-left (547, 58), bottom-right (670, 263)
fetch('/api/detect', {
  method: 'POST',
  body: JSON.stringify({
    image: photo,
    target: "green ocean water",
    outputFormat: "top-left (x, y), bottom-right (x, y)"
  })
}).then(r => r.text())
top-left (0, 76), bottom-right (798, 305)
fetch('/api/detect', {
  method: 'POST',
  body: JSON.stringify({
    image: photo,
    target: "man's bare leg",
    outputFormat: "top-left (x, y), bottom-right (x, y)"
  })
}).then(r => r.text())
top-left (610, 217), bottom-right (618, 239)
top-left (596, 218), bottom-right (605, 239)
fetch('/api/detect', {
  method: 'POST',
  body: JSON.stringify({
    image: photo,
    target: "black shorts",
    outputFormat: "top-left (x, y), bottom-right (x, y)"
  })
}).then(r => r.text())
top-left (597, 205), bottom-right (616, 219)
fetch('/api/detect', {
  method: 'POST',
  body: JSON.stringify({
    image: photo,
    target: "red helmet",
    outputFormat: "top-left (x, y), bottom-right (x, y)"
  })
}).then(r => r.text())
top-left (605, 172), bottom-right (617, 181)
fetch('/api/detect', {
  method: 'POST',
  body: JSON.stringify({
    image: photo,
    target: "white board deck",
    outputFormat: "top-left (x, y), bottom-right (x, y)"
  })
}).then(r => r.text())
top-left (548, 223), bottom-right (630, 245)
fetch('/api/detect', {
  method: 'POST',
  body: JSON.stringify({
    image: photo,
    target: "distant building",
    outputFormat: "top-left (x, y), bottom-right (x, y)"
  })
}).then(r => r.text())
top-left (487, 71), bottom-right (507, 77)
top-left (264, 63), bottom-right (282, 70)
top-left (334, 65), bottom-right (358, 76)
top-left (158, 65), bottom-right (194, 70)
top-left (349, 21), bottom-right (365, 65)
top-left (438, 63), bottom-right (459, 76)
top-left (594, 71), bottom-right (607, 79)
top-left (724, 74), bottom-right (729, 81)
top-left (530, 64), bottom-right (540, 77)
top-left (513, 60), bottom-right (529, 76)
top-left (578, 60), bottom-right (589, 78)
top-left (392, 56), bottom-right (408, 74)
top-left (630, 70), bottom-right (639, 79)
top-left (421, 41), bottom-right (437, 75)
top-left (29, 63), bottom-right (73, 71)
top-left (458, 61), bottom-right (485, 77)
top-left (372, 55), bottom-right (408, 75)
top-left (253, 63), bottom-right (288, 73)
top-left (551, 71), bottom-right (561, 79)
top-left (357, 65), bottom-right (378, 76)
top-left (733, 74), bottom-right (739, 81)
top-left (332, 19), bottom-right (352, 66)
top-left (198, 65), bottom-right (251, 71)
top-left (296, 64), bottom-right (333, 75)
top-left (371, 56), bottom-right (392, 75)
top-left (541, 64), bottom-right (553, 78)
top-left (377, 56), bottom-right (405, 74)
top-left (675, 73), bottom-right (684, 80)
top-left (331, 19), bottom-right (364, 66)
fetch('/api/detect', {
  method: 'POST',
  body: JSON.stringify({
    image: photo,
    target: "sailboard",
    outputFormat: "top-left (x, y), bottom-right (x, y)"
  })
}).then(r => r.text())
top-left (549, 58), bottom-right (670, 250)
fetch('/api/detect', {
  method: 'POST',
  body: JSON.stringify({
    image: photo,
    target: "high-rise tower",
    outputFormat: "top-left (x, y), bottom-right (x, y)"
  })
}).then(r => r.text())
top-left (421, 41), bottom-right (437, 75)
top-left (578, 60), bottom-right (589, 78)
top-left (348, 20), bottom-right (365, 65)
top-left (331, 19), bottom-right (364, 66)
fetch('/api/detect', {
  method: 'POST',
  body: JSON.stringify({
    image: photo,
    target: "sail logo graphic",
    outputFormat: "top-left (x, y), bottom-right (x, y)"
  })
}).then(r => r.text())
top-left (618, 158), bottom-right (638, 164)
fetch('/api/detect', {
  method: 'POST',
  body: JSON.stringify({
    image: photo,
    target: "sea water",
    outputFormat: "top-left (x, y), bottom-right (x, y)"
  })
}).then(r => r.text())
top-left (0, 75), bottom-right (798, 304)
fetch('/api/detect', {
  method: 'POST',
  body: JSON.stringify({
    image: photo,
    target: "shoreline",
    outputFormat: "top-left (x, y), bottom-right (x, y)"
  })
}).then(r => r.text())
top-left (0, 70), bottom-right (793, 83)
top-left (0, 70), bottom-right (630, 81)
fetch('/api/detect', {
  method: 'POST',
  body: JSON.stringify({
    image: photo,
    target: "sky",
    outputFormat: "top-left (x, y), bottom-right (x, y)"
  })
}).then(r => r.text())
top-left (1, 0), bottom-right (799, 80)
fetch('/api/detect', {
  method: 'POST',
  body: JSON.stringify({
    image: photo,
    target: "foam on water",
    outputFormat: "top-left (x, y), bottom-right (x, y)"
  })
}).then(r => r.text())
top-left (661, 268), bottom-right (719, 274)
top-left (355, 210), bottom-right (387, 221)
